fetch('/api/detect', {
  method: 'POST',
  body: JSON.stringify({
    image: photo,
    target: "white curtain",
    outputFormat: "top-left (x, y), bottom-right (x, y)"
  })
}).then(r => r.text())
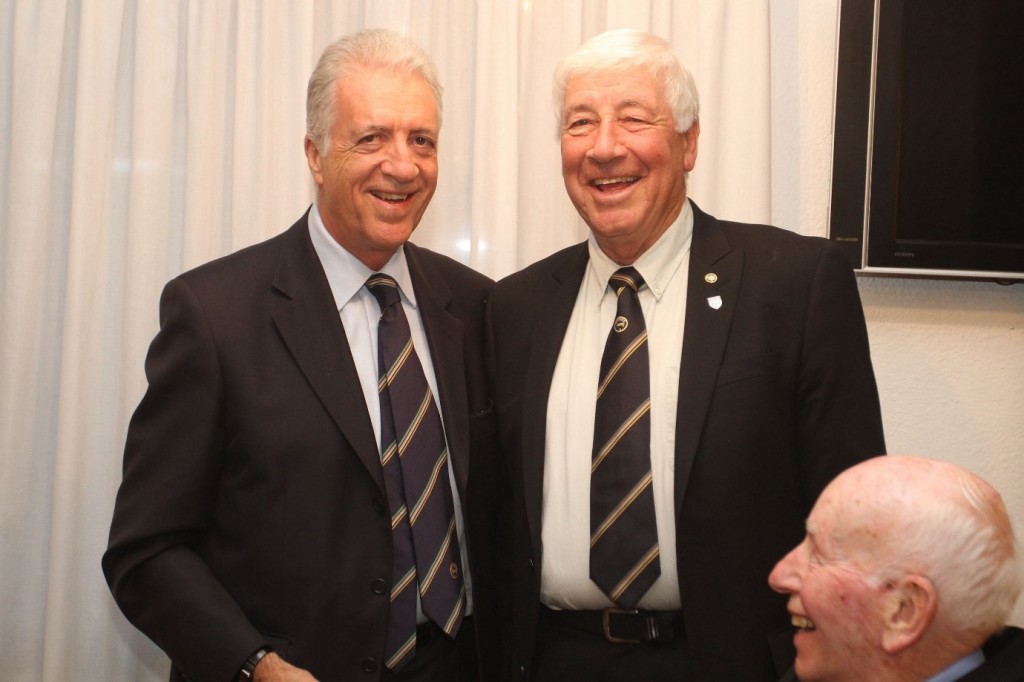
top-left (0, 1), bottom-right (837, 678)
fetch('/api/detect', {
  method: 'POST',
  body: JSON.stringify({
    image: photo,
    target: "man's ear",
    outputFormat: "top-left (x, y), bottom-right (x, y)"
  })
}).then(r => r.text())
top-left (681, 120), bottom-right (699, 173)
top-left (881, 574), bottom-right (937, 654)
top-left (304, 136), bottom-right (324, 186)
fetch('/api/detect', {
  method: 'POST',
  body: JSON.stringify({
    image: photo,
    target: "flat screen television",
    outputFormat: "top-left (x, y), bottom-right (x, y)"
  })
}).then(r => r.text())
top-left (829, 0), bottom-right (1024, 282)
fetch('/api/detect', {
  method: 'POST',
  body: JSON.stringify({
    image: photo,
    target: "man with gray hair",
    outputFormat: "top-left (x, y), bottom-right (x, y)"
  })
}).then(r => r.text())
top-left (770, 455), bottom-right (1024, 681)
top-left (488, 28), bottom-right (885, 680)
top-left (104, 29), bottom-right (501, 681)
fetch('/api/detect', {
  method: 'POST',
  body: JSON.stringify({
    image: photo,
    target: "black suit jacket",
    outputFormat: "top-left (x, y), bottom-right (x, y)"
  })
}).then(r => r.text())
top-left (487, 202), bottom-right (886, 680)
top-left (962, 627), bottom-right (1024, 682)
top-left (103, 213), bottom-right (502, 681)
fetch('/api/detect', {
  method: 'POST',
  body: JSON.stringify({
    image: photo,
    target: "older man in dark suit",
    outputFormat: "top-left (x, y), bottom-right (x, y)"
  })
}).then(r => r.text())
top-left (487, 29), bottom-right (886, 681)
top-left (104, 29), bottom-right (501, 682)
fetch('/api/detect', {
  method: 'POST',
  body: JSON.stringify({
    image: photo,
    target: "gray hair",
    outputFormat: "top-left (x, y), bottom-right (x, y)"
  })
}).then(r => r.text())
top-left (553, 29), bottom-right (699, 134)
top-left (306, 28), bottom-right (443, 154)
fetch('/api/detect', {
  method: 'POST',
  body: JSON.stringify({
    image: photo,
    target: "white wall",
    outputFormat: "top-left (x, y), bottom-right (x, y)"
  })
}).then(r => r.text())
top-left (772, 2), bottom-right (1024, 626)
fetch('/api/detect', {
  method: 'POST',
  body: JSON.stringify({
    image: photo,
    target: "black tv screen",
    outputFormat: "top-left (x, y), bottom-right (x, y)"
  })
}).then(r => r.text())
top-left (830, 0), bottom-right (1024, 281)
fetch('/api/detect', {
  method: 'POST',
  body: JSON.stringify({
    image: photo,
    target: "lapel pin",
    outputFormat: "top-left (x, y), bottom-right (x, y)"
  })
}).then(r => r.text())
top-left (707, 295), bottom-right (723, 310)
top-left (704, 272), bottom-right (718, 284)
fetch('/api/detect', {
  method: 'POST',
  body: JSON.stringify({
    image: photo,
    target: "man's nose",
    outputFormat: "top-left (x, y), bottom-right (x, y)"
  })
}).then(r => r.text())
top-left (587, 119), bottom-right (625, 163)
top-left (768, 546), bottom-right (803, 594)
top-left (381, 142), bottom-right (420, 182)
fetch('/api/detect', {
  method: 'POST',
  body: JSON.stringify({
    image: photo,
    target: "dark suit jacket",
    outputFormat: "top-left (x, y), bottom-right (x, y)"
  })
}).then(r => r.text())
top-left (487, 202), bottom-right (886, 680)
top-left (962, 626), bottom-right (1024, 682)
top-left (103, 213), bottom-right (502, 681)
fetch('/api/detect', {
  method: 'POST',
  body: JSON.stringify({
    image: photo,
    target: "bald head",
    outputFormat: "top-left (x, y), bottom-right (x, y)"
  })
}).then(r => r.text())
top-left (770, 456), bottom-right (1021, 681)
top-left (826, 456), bottom-right (1018, 631)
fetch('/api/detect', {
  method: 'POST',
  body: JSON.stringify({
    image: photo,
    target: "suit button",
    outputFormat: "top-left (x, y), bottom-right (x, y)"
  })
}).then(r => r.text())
top-left (527, 557), bottom-right (535, 569)
top-left (372, 496), bottom-right (386, 515)
top-left (362, 658), bottom-right (378, 673)
top-left (519, 665), bottom-right (527, 677)
top-left (371, 578), bottom-right (388, 595)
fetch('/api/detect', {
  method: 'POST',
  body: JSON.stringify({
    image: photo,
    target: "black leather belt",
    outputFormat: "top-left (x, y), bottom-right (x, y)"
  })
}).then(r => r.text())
top-left (541, 606), bottom-right (684, 644)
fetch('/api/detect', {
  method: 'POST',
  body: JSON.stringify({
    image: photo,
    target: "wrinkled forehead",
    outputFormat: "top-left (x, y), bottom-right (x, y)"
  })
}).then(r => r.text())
top-left (563, 67), bottom-right (666, 106)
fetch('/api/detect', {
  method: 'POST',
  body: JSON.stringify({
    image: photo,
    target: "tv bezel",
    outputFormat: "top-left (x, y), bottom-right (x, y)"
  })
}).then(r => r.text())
top-left (828, 0), bottom-right (1024, 282)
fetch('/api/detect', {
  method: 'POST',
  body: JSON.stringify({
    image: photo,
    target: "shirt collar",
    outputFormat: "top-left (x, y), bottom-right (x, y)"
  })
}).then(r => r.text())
top-left (924, 648), bottom-right (985, 682)
top-left (586, 198), bottom-right (694, 301)
top-left (307, 201), bottom-right (417, 311)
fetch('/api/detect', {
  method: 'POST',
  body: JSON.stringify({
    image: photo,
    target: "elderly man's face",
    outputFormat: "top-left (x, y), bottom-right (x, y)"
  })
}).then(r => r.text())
top-left (559, 67), bottom-right (698, 264)
top-left (768, 484), bottom-right (892, 681)
top-left (305, 68), bottom-right (439, 270)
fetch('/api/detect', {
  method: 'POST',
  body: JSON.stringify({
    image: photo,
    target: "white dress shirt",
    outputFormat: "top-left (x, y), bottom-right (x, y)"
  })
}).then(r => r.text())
top-left (307, 203), bottom-right (473, 617)
top-left (541, 200), bottom-right (693, 611)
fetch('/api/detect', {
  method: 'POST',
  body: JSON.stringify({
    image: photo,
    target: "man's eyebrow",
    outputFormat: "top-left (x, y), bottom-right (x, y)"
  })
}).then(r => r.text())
top-left (562, 99), bottom-right (657, 122)
top-left (351, 124), bottom-right (438, 138)
top-left (563, 103), bottom-right (595, 117)
top-left (352, 125), bottom-right (388, 137)
top-left (619, 98), bottom-right (650, 109)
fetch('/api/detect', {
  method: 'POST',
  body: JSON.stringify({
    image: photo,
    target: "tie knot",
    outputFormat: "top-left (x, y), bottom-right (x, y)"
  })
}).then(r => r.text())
top-left (367, 273), bottom-right (402, 310)
top-left (609, 267), bottom-right (644, 295)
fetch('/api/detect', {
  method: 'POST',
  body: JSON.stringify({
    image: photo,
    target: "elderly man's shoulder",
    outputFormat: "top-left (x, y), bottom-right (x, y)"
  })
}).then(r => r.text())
top-left (962, 625), bottom-right (1024, 682)
top-left (699, 211), bottom-right (853, 286)
top-left (404, 241), bottom-right (495, 293)
top-left (492, 242), bottom-right (587, 293)
top-left (711, 215), bottom-right (838, 260)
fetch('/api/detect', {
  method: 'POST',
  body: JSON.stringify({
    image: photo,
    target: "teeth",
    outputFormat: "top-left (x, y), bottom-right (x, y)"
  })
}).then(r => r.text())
top-left (594, 177), bottom-right (638, 186)
top-left (371, 191), bottom-right (409, 202)
top-left (792, 615), bottom-right (815, 631)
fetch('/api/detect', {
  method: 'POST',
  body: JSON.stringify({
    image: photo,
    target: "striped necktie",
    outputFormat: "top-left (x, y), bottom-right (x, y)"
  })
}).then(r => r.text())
top-left (367, 274), bottom-right (465, 671)
top-left (590, 267), bottom-right (661, 607)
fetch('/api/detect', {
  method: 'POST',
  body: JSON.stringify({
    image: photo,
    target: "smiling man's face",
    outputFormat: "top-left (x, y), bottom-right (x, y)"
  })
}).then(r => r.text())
top-left (768, 477), bottom-right (893, 682)
top-left (305, 67), bottom-right (439, 271)
top-left (559, 66), bottom-right (697, 265)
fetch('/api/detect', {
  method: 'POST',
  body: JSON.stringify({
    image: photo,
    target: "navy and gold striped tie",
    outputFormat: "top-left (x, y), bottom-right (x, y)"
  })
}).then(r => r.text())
top-left (367, 274), bottom-right (465, 671)
top-left (590, 267), bottom-right (661, 607)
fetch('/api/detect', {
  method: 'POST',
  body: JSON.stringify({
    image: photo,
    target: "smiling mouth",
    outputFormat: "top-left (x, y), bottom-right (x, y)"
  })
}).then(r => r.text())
top-left (592, 176), bottom-right (638, 190)
top-left (792, 615), bottom-right (816, 631)
top-left (370, 191), bottom-right (411, 203)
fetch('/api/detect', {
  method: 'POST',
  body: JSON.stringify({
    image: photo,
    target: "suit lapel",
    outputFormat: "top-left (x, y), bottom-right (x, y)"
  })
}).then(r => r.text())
top-left (522, 245), bottom-right (590, 555)
top-left (270, 221), bottom-right (384, 492)
top-left (404, 243), bottom-right (471, 496)
top-left (674, 203), bottom-right (743, 517)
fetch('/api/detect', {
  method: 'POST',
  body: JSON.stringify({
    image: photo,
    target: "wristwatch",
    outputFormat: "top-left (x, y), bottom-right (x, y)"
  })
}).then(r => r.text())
top-left (238, 646), bottom-right (271, 680)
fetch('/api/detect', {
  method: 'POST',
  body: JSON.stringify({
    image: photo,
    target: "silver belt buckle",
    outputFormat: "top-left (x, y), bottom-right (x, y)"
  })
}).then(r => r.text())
top-left (602, 607), bottom-right (641, 644)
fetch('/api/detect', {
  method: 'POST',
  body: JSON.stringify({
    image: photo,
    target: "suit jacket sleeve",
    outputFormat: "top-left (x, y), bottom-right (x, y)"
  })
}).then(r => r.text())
top-left (795, 240), bottom-right (885, 498)
top-left (103, 276), bottom-right (266, 682)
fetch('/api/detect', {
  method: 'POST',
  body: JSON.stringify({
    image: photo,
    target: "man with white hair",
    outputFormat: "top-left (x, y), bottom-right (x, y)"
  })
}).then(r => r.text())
top-left (770, 455), bottom-right (1024, 681)
top-left (488, 28), bottom-right (885, 680)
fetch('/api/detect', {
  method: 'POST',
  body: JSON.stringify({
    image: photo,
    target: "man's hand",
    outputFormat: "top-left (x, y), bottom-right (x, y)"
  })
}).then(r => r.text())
top-left (251, 652), bottom-right (319, 682)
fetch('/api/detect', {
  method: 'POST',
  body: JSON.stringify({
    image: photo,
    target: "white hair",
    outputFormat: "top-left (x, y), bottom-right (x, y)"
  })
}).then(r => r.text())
top-left (552, 29), bottom-right (699, 135)
top-left (871, 459), bottom-right (1022, 639)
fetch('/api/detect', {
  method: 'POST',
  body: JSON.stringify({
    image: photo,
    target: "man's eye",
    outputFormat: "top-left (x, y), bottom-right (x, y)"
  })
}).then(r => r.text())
top-left (569, 118), bottom-right (592, 128)
top-left (412, 135), bottom-right (435, 148)
top-left (359, 134), bottom-right (381, 145)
